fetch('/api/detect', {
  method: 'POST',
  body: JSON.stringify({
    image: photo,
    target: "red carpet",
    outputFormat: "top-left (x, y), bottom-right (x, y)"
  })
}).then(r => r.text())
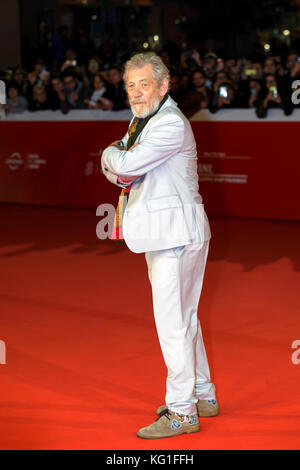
top-left (0, 203), bottom-right (300, 450)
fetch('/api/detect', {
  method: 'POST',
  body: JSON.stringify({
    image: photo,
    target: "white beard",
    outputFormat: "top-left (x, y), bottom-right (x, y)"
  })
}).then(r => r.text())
top-left (130, 96), bottom-right (161, 119)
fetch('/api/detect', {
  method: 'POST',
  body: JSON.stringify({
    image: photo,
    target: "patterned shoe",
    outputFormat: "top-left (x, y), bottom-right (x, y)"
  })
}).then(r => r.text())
top-left (156, 399), bottom-right (219, 417)
top-left (196, 399), bottom-right (219, 417)
top-left (137, 409), bottom-right (199, 439)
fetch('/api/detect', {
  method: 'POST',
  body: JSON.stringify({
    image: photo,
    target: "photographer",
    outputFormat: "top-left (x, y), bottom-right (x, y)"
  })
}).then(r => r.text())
top-left (248, 79), bottom-right (262, 108)
top-left (59, 70), bottom-right (91, 114)
top-left (255, 73), bottom-right (293, 118)
top-left (209, 80), bottom-right (243, 113)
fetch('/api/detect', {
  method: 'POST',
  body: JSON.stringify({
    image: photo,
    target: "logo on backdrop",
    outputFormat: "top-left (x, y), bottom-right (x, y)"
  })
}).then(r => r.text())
top-left (84, 150), bottom-right (103, 176)
top-left (5, 152), bottom-right (47, 171)
top-left (291, 80), bottom-right (300, 105)
top-left (198, 152), bottom-right (250, 184)
top-left (5, 152), bottom-right (24, 171)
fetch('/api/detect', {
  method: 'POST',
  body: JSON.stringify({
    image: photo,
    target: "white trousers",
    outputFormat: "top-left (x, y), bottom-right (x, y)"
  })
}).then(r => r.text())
top-left (145, 240), bottom-right (216, 415)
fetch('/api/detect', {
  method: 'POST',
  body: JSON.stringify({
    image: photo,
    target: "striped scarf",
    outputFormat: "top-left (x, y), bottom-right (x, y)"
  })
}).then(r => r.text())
top-left (110, 94), bottom-right (169, 242)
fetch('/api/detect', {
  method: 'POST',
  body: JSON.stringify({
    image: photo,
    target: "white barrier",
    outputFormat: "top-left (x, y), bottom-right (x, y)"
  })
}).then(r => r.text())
top-left (1, 108), bottom-right (300, 122)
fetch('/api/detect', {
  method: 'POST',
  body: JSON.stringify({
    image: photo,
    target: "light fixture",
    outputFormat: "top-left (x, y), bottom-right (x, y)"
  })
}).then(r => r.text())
top-left (143, 42), bottom-right (149, 49)
top-left (153, 35), bottom-right (159, 42)
top-left (283, 29), bottom-right (290, 36)
top-left (264, 43), bottom-right (271, 51)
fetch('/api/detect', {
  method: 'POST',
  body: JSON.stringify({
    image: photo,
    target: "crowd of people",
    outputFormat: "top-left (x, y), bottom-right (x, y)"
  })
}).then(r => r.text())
top-left (1, 44), bottom-right (300, 119)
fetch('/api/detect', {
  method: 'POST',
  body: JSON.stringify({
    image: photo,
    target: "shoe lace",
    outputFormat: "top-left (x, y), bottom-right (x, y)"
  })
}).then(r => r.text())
top-left (155, 408), bottom-right (171, 422)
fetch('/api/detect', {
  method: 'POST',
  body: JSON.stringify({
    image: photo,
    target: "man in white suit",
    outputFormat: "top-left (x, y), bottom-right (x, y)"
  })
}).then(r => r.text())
top-left (101, 53), bottom-right (218, 439)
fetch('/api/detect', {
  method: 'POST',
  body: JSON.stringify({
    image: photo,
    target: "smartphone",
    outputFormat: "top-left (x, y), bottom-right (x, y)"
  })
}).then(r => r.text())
top-left (219, 86), bottom-right (228, 98)
top-left (269, 86), bottom-right (278, 98)
top-left (245, 68), bottom-right (256, 76)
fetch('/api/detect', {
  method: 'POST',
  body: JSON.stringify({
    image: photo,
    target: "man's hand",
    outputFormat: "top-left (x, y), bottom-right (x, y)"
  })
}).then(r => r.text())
top-left (109, 140), bottom-right (125, 150)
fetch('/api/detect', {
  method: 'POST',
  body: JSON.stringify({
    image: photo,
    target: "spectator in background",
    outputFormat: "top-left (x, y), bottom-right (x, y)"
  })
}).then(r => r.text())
top-left (88, 72), bottom-right (108, 109)
top-left (48, 75), bottom-right (63, 110)
top-left (12, 67), bottom-right (27, 95)
top-left (263, 57), bottom-right (277, 75)
top-left (59, 70), bottom-right (92, 114)
top-left (285, 51), bottom-right (298, 73)
top-left (181, 69), bottom-right (211, 118)
top-left (33, 59), bottom-right (47, 76)
top-left (1, 84), bottom-right (28, 114)
top-left (251, 62), bottom-right (264, 80)
top-left (224, 59), bottom-right (236, 74)
top-left (202, 54), bottom-right (217, 89)
top-left (168, 71), bottom-right (185, 108)
top-left (248, 79), bottom-right (262, 108)
top-left (86, 56), bottom-right (102, 83)
top-left (255, 73), bottom-right (293, 118)
top-left (25, 70), bottom-right (40, 103)
top-left (28, 84), bottom-right (51, 111)
top-left (100, 66), bottom-right (129, 111)
top-left (179, 49), bottom-right (202, 73)
top-left (213, 70), bottom-right (230, 91)
top-left (180, 72), bottom-right (191, 92)
top-left (209, 80), bottom-right (243, 113)
top-left (228, 64), bottom-right (249, 106)
top-left (2, 68), bottom-right (14, 87)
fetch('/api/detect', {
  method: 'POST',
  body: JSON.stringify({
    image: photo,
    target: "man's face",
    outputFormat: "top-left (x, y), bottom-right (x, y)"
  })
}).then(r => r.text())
top-left (63, 76), bottom-right (76, 91)
top-left (126, 64), bottom-right (168, 118)
top-left (265, 75), bottom-right (276, 88)
top-left (89, 60), bottom-right (99, 73)
top-left (264, 59), bottom-right (276, 74)
top-left (170, 76), bottom-right (180, 92)
top-left (203, 60), bottom-right (216, 78)
top-left (51, 78), bottom-right (62, 92)
top-left (8, 87), bottom-right (18, 99)
top-left (109, 68), bottom-right (121, 86)
top-left (193, 72), bottom-right (206, 87)
top-left (286, 54), bottom-right (297, 71)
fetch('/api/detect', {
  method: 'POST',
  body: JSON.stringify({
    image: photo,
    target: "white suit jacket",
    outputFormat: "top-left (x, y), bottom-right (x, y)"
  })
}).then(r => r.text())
top-left (101, 95), bottom-right (211, 253)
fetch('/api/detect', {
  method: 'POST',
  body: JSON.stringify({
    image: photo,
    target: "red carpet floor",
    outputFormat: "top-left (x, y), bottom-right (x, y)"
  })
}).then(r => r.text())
top-left (0, 203), bottom-right (300, 450)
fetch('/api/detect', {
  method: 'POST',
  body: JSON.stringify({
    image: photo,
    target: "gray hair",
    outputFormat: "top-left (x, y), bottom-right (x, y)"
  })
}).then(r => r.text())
top-left (123, 53), bottom-right (170, 88)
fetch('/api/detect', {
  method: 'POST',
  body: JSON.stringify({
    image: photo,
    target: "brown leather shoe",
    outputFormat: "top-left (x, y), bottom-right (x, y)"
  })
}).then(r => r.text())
top-left (137, 409), bottom-right (200, 439)
top-left (156, 399), bottom-right (219, 418)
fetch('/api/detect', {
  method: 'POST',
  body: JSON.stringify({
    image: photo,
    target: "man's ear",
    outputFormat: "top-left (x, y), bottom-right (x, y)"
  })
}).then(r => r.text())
top-left (160, 78), bottom-right (169, 97)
